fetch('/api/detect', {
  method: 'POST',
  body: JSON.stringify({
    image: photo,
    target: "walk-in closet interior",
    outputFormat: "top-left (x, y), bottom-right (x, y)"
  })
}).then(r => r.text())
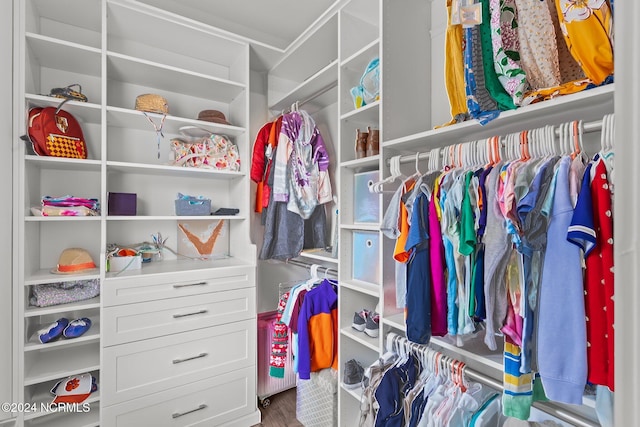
top-left (5, 0), bottom-right (639, 426)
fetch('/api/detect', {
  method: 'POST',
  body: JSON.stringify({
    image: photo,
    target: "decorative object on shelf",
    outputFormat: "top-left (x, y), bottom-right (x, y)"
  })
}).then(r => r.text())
top-left (177, 219), bottom-right (229, 260)
top-left (29, 279), bottom-right (100, 308)
top-left (50, 248), bottom-right (98, 275)
top-left (48, 84), bottom-right (88, 102)
top-left (350, 57), bottom-right (380, 109)
top-left (170, 132), bottom-right (240, 170)
top-left (365, 126), bottom-right (379, 157)
top-left (107, 192), bottom-right (137, 216)
top-left (25, 106), bottom-right (87, 159)
top-left (50, 373), bottom-right (98, 404)
top-left (175, 193), bottom-right (212, 216)
top-left (355, 128), bottom-right (368, 159)
top-left (197, 109), bottom-right (232, 125)
top-left (135, 93), bottom-right (168, 159)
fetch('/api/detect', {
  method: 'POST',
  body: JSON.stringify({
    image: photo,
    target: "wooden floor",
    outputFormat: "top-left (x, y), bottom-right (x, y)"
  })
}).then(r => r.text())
top-left (252, 387), bottom-right (304, 427)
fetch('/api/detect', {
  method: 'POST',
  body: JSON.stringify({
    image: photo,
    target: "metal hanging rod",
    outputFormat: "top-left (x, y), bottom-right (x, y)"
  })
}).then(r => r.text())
top-left (388, 117), bottom-right (609, 166)
top-left (299, 81), bottom-right (338, 108)
top-left (285, 258), bottom-right (338, 278)
top-left (386, 332), bottom-right (599, 427)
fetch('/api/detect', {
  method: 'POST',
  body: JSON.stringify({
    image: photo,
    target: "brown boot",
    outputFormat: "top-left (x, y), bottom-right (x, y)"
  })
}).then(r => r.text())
top-left (366, 126), bottom-right (379, 157)
top-left (355, 128), bottom-right (368, 159)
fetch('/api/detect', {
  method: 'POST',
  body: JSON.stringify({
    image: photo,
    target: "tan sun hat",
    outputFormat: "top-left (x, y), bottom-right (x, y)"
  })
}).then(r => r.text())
top-left (51, 248), bottom-right (98, 275)
top-left (135, 94), bottom-right (169, 114)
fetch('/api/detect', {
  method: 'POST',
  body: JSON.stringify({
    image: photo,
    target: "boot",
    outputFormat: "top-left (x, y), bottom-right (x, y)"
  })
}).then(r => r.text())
top-left (355, 128), bottom-right (368, 159)
top-left (366, 126), bottom-right (379, 157)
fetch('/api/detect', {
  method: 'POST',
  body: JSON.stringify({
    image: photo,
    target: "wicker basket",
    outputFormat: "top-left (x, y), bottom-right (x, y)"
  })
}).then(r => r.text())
top-left (135, 94), bottom-right (169, 114)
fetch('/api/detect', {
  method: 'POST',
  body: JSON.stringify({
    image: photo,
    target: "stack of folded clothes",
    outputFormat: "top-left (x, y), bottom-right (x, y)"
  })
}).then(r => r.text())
top-left (31, 195), bottom-right (100, 216)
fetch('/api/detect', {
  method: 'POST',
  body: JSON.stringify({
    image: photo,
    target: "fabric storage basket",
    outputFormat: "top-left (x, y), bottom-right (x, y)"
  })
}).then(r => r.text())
top-left (352, 231), bottom-right (381, 284)
top-left (174, 198), bottom-right (211, 216)
top-left (354, 170), bottom-right (380, 223)
top-left (296, 368), bottom-right (338, 427)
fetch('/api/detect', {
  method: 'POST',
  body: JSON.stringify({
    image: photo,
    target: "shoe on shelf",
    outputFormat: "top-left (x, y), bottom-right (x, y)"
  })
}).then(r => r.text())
top-left (38, 318), bottom-right (69, 344)
top-left (352, 309), bottom-right (370, 332)
top-left (343, 359), bottom-right (365, 389)
top-left (364, 312), bottom-right (380, 338)
top-left (63, 317), bottom-right (92, 339)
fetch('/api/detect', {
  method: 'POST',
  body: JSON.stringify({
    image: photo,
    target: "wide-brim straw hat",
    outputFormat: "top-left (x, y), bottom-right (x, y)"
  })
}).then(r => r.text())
top-left (51, 248), bottom-right (98, 275)
top-left (135, 94), bottom-right (169, 114)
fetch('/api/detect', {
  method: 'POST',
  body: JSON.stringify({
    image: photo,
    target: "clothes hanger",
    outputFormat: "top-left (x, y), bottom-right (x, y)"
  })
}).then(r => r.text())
top-left (371, 155), bottom-right (405, 193)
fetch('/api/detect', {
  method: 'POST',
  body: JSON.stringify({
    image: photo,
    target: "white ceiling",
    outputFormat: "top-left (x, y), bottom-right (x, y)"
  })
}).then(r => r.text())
top-left (135, 0), bottom-right (338, 51)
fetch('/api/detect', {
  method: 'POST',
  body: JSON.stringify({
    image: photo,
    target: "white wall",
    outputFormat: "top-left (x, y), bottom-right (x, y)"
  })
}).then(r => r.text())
top-left (1, 1), bottom-right (13, 423)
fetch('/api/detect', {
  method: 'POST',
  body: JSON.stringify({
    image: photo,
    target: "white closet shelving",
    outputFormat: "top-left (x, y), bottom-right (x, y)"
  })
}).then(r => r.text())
top-left (14, 0), bottom-right (258, 426)
top-left (336, 0), bottom-right (613, 426)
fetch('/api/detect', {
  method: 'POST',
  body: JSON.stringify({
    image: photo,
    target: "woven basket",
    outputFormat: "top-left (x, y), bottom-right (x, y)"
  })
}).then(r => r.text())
top-left (135, 94), bottom-right (169, 114)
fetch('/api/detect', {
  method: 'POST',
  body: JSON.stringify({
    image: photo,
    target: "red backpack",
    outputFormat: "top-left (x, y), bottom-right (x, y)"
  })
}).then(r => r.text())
top-left (27, 105), bottom-right (88, 159)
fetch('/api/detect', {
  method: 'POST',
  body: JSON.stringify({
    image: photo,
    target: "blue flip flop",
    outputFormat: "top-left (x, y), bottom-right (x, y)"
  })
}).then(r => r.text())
top-left (63, 317), bottom-right (92, 339)
top-left (38, 318), bottom-right (69, 343)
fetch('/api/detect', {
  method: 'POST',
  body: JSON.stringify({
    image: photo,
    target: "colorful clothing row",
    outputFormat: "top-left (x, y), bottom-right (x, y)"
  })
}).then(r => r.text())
top-left (441, 0), bottom-right (614, 126)
top-left (269, 279), bottom-right (338, 380)
top-left (382, 148), bottom-right (614, 419)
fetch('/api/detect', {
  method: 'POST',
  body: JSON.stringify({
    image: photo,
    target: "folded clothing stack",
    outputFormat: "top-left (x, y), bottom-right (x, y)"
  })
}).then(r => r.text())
top-left (32, 195), bottom-right (100, 216)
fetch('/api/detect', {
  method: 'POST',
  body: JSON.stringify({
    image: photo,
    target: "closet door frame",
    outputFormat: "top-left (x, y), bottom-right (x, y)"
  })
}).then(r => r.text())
top-left (614, 2), bottom-right (639, 424)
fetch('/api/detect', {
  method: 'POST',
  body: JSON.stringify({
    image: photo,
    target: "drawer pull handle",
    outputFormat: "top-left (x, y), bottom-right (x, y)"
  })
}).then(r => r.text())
top-left (173, 281), bottom-right (207, 288)
top-left (172, 403), bottom-right (207, 419)
top-left (173, 352), bottom-right (208, 364)
top-left (173, 309), bottom-right (208, 319)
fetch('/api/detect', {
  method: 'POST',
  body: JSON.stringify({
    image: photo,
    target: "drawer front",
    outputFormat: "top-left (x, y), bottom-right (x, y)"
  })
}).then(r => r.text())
top-left (102, 319), bottom-right (256, 406)
top-left (103, 266), bottom-right (255, 307)
top-left (103, 287), bottom-right (255, 346)
top-left (102, 367), bottom-right (257, 427)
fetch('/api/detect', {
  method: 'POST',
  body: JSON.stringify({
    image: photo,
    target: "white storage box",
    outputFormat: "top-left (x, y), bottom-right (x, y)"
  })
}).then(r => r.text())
top-left (352, 231), bottom-right (380, 284)
top-left (354, 170), bottom-right (380, 223)
top-left (108, 255), bottom-right (142, 272)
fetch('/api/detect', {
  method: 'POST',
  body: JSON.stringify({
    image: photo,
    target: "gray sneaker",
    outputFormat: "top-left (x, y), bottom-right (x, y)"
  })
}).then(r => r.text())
top-left (364, 312), bottom-right (380, 338)
top-left (352, 309), bottom-right (369, 332)
top-left (343, 359), bottom-right (364, 389)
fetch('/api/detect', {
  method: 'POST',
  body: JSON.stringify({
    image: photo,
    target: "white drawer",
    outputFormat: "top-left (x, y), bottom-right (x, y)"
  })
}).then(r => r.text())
top-left (103, 266), bottom-right (255, 307)
top-left (102, 319), bottom-right (256, 406)
top-left (102, 366), bottom-right (259, 427)
top-left (103, 287), bottom-right (255, 346)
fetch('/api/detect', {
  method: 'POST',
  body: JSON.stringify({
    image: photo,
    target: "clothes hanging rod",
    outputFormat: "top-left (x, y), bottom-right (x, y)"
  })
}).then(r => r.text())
top-left (388, 117), bottom-right (606, 166)
top-left (299, 81), bottom-right (338, 108)
top-left (285, 258), bottom-right (338, 278)
top-left (386, 332), bottom-right (599, 427)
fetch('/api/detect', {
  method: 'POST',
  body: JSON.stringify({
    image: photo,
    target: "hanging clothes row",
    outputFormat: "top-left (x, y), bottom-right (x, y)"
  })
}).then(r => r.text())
top-left (439, 0), bottom-right (614, 127)
top-left (360, 332), bottom-right (581, 427)
top-left (379, 115), bottom-right (615, 422)
top-left (251, 104), bottom-right (333, 260)
top-left (269, 264), bottom-right (339, 380)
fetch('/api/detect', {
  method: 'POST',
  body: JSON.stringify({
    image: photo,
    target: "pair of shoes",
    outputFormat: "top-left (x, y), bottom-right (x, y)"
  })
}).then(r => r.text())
top-left (351, 309), bottom-right (380, 338)
top-left (343, 359), bottom-right (365, 389)
top-left (38, 317), bottom-right (92, 344)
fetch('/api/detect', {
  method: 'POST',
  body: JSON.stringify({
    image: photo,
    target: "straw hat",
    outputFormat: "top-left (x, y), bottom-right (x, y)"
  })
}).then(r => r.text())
top-left (135, 94), bottom-right (169, 114)
top-left (51, 248), bottom-right (98, 275)
top-left (197, 110), bottom-right (231, 125)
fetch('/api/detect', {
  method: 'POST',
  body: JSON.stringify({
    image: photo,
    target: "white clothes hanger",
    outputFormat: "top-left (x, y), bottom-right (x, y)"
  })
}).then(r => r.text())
top-left (370, 155), bottom-right (404, 193)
